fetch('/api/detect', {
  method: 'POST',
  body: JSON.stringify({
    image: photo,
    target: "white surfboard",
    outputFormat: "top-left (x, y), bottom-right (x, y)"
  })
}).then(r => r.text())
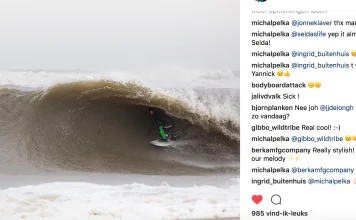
top-left (150, 139), bottom-right (176, 147)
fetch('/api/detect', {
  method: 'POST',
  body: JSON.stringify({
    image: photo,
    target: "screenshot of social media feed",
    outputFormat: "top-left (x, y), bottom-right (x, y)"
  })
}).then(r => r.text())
top-left (241, 0), bottom-right (356, 219)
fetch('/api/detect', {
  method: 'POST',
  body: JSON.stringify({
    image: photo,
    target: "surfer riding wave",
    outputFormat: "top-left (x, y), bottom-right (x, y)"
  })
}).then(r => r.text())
top-left (0, 81), bottom-right (239, 173)
top-left (149, 107), bottom-right (176, 142)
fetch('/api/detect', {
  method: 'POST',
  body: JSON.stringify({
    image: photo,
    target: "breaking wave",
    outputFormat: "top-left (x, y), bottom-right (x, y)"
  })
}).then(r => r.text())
top-left (0, 79), bottom-right (239, 174)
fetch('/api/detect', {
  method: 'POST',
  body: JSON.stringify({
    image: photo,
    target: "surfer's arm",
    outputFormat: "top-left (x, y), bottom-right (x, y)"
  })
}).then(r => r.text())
top-left (148, 121), bottom-right (159, 136)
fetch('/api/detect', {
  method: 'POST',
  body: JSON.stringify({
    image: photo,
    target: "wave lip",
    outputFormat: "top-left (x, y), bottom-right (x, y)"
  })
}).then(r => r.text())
top-left (0, 68), bottom-right (239, 89)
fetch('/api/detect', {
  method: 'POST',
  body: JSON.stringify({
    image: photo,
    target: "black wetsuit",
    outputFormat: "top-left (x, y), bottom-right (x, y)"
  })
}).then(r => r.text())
top-left (150, 108), bottom-right (175, 139)
top-left (152, 109), bottom-right (174, 128)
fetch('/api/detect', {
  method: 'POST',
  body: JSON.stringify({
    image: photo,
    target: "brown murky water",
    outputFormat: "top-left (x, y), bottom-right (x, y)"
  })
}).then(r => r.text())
top-left (0, 81), bottom-right (239, 175)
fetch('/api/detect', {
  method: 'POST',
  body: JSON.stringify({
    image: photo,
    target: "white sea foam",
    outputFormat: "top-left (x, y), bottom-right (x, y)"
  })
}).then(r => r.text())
top-left (0, 179), bottom-right (239, 220)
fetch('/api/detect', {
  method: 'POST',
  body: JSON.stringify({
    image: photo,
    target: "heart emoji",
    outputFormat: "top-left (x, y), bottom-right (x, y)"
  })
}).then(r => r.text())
top-left (252, 195), bottom-right (263, 204)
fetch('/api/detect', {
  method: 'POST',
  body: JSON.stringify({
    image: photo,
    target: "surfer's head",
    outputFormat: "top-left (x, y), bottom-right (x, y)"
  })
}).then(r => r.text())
top-left (149, 107), bottom-right (154, 115)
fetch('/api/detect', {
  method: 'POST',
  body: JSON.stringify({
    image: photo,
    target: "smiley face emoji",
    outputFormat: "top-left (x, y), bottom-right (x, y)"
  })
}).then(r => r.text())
top-left (277, 70), bottom-right (283, 76)
top-left (352, 50), bottom-right (356, 57)
top-left (315, 82), bottom-right (321, 88)
top-left (346, 135), bottom-right (352, 141)
top-left (308, 82), bottom-right (314, 88)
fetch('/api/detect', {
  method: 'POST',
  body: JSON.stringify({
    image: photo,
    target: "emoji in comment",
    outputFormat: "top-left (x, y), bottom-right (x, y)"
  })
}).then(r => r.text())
top-left (346, 135), bottom-right (352, 141)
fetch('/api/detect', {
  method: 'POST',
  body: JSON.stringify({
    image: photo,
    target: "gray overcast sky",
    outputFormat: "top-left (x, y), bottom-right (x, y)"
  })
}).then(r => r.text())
top-left (0, 0), bottom-right (239, 72)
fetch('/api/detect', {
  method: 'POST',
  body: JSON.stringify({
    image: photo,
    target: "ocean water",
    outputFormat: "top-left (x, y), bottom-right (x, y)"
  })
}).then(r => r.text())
top-left (0, 69), bottom-right (240, 219)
